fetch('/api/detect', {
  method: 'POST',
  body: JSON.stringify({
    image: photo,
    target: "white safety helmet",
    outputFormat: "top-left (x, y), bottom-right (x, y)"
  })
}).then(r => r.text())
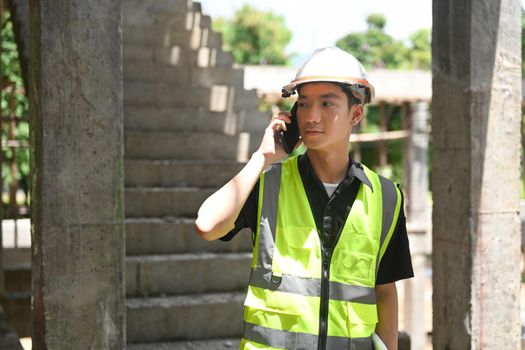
top-left (282, 47), bottom-right (375, 104)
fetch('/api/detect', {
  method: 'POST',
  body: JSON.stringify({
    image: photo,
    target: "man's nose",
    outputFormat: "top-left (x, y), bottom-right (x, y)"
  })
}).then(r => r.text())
top-left (305, 105), bottom-right (322, 123)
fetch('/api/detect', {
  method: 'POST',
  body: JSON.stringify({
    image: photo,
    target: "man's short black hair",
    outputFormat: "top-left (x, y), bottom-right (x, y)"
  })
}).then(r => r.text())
top-left (336, 83), bottom-right (362, 108)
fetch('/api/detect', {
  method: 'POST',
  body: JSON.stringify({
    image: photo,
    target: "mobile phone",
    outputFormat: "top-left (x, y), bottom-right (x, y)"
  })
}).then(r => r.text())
top-left (279, 102), bottom-right (300, 154)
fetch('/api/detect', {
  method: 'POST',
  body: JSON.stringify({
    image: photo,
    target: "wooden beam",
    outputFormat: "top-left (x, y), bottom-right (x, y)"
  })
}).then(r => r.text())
top-left (350, 130), bottom-right (410, 143)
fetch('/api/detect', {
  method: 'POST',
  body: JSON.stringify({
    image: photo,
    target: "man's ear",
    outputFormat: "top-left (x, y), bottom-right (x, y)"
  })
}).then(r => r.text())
top-left (351, 104), bottom-right (364, 126)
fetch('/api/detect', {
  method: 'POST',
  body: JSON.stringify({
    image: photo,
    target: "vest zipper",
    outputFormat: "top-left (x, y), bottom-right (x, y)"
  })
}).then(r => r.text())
top-left (317, 178), bottom-right (355, 350)
top-left (317, 249), bottom-right (332, 350)
top-left (317, 178), bottom-right (354, 350)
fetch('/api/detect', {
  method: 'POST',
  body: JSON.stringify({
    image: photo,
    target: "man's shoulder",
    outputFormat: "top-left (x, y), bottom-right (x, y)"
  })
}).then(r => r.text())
top-left (359, 163), bottom-right (400, 187)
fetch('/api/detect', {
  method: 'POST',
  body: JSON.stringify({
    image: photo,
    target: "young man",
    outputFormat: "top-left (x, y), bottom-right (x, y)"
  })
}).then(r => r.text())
top-left (196, 47), bottom-right (413, 350)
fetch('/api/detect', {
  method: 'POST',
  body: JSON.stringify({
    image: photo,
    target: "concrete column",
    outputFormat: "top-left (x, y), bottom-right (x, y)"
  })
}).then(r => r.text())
top-left (403, 101), bottom-right (431, 349)
top-left (403, 226), bottom-right (428, 350)
top-left (29, 1), bottom-right (125, 349)
top-left (432, 0), bottom-right (521, 349)
top-left (407, 102), bottom-right (430, 224)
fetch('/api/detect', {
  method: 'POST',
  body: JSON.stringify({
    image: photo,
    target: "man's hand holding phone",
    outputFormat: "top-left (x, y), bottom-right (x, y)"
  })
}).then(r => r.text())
top-left (256, 102), bottom-right (300, 168)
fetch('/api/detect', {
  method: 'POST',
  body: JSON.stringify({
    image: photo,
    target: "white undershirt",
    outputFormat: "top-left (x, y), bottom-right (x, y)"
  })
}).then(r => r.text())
top-left (322, 182), bottom-right (340, 198)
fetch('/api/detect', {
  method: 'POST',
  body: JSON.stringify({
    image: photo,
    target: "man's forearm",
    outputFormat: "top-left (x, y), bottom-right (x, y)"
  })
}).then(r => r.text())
top-left (195, 151), bottom-right (266, 241)
top-left (375, 282), bottom-right (398, 350)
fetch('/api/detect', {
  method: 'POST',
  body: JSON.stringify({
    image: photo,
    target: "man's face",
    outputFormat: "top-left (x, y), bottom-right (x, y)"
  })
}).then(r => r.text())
top-left (296, 82), bottom-right (363, 153)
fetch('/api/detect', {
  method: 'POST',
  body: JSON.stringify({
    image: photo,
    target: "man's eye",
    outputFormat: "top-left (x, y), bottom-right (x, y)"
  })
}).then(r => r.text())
top-left (298, 102), bottom-right (307, 108)
top-left (322, 101), bottom-right (333, 107)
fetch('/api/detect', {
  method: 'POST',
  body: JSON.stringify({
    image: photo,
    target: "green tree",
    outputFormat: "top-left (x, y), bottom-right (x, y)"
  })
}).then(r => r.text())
top-left (366, 13), bottom-right (387, 31)
top-left (213, 5), bottom-right (292, 65)
top-left (335, 13), bottom-right (407, 69)
top-left (1, 11), bottom-right (30, 211)
top-left (407, 28), bottom-right (431, 70)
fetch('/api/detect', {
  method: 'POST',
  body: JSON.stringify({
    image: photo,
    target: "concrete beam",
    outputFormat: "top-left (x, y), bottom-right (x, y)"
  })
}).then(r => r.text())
top-left (432, 0), bottom-right (521, 348)
top-left (28, 1), bottom-right (125, 349)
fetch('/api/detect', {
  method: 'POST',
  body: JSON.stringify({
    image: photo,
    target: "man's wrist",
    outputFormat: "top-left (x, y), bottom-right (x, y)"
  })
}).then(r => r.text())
top-left (250, 150), bottom-right (268, 171)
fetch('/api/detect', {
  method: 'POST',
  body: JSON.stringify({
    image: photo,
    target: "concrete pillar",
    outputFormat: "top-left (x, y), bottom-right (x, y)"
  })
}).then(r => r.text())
top-left (432, 0), bottom-right (521, 349)
top-left (403, 102), bottom-right (431, 350)
top-left (28, 1), bottom-right (125, 349)
top-left (403, 226), bottom-right (428, 350)
top-left (406, 102), bottom-right (430, 224)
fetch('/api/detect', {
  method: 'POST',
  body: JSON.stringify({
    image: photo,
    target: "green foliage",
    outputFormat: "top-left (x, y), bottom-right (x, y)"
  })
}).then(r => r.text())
top-left (407, 29), bottom-right (431, 70)
top-left (335, 13), bottom-right (430, 70)
top-left (354, 105), bottom-right (406, 185)
top-left (1, 11), bottom-right (30, 211)
top-left (336, 13), bottom-right (408, 69)
top-left (213, 5), bottom-right (292, 65)
top-left (366, 13), bottom-right (387, 31)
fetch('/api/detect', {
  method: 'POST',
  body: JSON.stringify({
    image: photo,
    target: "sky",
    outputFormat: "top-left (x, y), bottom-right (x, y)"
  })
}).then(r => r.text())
top-left (198, 0), bottom-right (432, 65)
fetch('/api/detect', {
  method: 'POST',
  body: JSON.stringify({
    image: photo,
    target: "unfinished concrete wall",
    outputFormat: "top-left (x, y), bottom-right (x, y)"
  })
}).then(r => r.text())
top-left (432, 0), bottom-right (521, 348)
top-left (28, 0), bottom-right (125, 349)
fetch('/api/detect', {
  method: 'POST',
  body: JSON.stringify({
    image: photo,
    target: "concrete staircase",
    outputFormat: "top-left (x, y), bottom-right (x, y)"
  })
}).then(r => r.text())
top-left (1, 248), bottom-right (30, 344)
top-left (123, 0), bottom-right (266, 347)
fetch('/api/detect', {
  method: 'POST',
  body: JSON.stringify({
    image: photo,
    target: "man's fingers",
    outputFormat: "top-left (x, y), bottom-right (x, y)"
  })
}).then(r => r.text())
top-left (269, 118), bottom-right (287, 132)
top-left (271, 111), bottom-right (292, 124)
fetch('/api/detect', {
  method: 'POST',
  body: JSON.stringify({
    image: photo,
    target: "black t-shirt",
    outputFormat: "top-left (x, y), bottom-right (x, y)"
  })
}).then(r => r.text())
top-left (221, 153), bottom-right (414, 285)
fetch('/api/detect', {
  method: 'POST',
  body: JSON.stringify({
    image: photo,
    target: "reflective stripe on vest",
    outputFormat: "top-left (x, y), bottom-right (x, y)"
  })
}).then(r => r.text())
top-left (242, 322), bottom-right (373, 349)
top-left (243, 156), bottom-right (401, 350)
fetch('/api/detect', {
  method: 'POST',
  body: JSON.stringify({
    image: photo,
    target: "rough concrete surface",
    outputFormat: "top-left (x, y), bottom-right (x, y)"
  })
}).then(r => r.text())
top-left (432, 0), bottom-right (521, 348)
top-left (29, 0), bottom-right (125, 348)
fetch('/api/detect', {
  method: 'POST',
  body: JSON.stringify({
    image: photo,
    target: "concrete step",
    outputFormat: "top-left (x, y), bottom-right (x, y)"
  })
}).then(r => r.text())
top-left (124, 187), bottom-right (214, 218)
top-left (123, 45), bottom-right (234, 68)
top-left (1, 292), bottom-right (31, 338)
top-left (125, 11), bottom-right (213, 32)
top-left (124, 81), bottom-right (258, 112)
top-left (0, 303), bottom-right (24, 349)
top-left (124, 105), bottom-right (269, 134)
top-left (123, 0), bottom-right (192, 28)
top-left (124, 62), bottom-right (244, 88)
top-left (124, 26), bottom-right (222, 50)
top-left (124, 159), bottom-right (243, 188)
top-left (124, 131), bottom-right (260, 161)
top-left (126, 292), bottom-right (244, 343)
top-left (3, 247), bottom-right (31, 267)
top-left (125, 218), bottom-right (252, 255)
top-left (127, 338), bottom-right (240, 350)
top-left (126, 252), bottom-right (252, 297)
top-left (4, 263), bottom-right (31, 294)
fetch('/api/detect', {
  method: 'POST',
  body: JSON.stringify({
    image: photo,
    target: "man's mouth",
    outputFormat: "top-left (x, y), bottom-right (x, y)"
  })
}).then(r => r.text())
top-left (304, 129), bottom-right (323, 135)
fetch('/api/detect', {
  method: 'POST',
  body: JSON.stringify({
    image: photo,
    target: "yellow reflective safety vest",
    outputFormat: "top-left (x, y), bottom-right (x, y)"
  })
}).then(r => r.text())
top-left (241, 156), bottom-right (402, 350)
